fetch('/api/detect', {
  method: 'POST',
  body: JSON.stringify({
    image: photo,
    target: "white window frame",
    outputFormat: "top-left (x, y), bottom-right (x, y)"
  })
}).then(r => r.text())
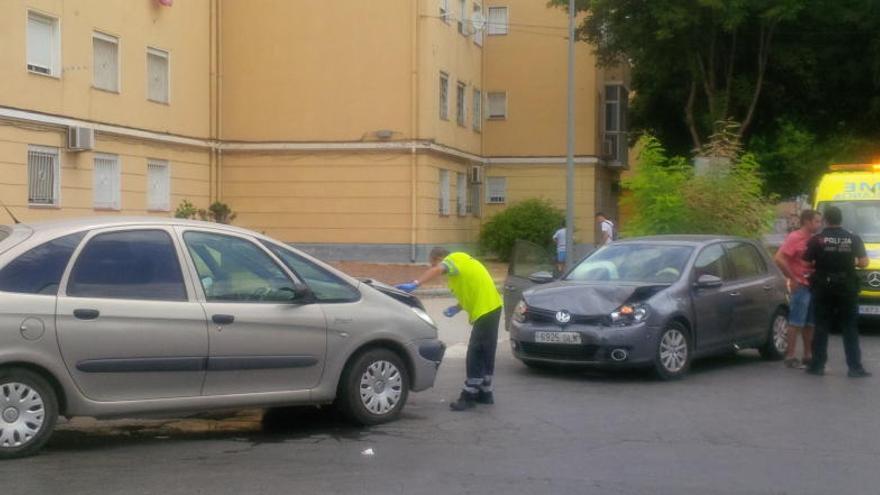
top-left (93, 153), bottom-right (121, 210)
top-left (27, 145), bottom-right (61, 207)
top-left (472, 88), bottom-right (482, 131)
top-left (457, 172), bottom-right (468, 216)
top-left (487, 6), bottom-right (509, 36)
top-left (147, 47), bottom-right (170, 104)
top-left (473, 3), bottom-right (484, 46)
top-left (26, 10), bottom-right (61, 77)
top-left (486, 177), bottom-right (507, 204)
top-left (487, 91), bottom-right (508, 120)
top-left (92, 31), bottom-right (120, 93)
top-left (603, 83), bottom-right (629, 165)
top-left (439, 169), bottom-right (451, 216)
top-left (440, 0), bottom-right (450, 22)
top-left (439, 72), bottom-right (450, 121)
top-left (456, 81), bottom-right (467, 127)
top-left (147, 159), bottom-right (171, 212)
top-left (457, 0), bottom-right (467, 35)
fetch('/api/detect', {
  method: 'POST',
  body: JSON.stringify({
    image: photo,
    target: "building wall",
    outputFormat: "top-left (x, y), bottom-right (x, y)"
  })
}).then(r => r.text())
top-left (0, 0), bottom-right (211, 138)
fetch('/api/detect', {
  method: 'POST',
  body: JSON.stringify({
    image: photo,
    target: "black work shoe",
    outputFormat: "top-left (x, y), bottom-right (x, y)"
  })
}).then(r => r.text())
top-left (450, 392), bottom-right (477, 411)
top-left (848, 368), bottom-right (872, 378)
top-left (476, 390), bottom-right (494, 405)
top-left (805, 367), bottom-right (825, 376)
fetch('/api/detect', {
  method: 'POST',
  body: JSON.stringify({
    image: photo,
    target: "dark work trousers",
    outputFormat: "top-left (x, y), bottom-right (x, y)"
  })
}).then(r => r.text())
top-left (812, 283), bottom-right (863, 371)
top-left (463, 307), bottom-right (502, 395)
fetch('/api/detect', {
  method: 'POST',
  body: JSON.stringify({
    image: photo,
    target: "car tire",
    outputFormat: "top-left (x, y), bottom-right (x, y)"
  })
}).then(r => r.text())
top-left (654, 322), bottom-right (692, 380)
top-left (759, 308), bottom-right (787, 360)
top-left (336, 348), bottom-right (409, 426)
top-left (0, 369), bottom-right (58, 459)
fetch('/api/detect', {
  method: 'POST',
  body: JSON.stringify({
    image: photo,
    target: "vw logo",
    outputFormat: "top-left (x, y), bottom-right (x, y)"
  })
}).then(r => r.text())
top-left (555, 310), bottom-right (572, 324)
top-left (867, 272), bottom-right (880, 288)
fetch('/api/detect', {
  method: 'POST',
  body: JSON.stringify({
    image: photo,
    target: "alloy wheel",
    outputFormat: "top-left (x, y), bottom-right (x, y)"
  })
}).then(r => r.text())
top-left (359, 360), bottom-right (403, 416)
top-left (772, 314), bottom-right (788, 354)
top-left (659, 329), bottom-right (688, 373)
top-left (0, 382), bottom-right (46, 449)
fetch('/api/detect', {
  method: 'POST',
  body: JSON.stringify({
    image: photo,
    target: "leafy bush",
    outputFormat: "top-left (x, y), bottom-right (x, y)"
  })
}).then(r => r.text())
top-left (479, 198), bottom-right (564, 261)
top-left (622, 136), bottom-right (775, 238)
top-left (174, 200), bottom-right (237, 224)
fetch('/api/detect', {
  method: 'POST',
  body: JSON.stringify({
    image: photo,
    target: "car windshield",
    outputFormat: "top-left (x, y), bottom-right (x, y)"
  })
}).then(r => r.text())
top-left (565, 243), bottom-right (694, 284)
top-left (818, 201), bottom-right (880, 243)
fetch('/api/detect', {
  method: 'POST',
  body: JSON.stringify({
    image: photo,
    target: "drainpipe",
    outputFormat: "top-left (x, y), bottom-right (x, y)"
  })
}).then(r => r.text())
top-left (409, 0), bottom-right (419, 262)
top-left (216, 0), bottom-right (223, 202)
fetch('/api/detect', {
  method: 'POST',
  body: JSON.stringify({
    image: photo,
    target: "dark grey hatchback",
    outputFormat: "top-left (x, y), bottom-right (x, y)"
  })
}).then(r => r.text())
top-left (505, 236), bottom-right (789, 379)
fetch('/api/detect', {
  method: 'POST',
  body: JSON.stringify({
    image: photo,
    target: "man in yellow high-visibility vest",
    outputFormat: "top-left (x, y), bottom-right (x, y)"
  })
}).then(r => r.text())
top-left (397, 247), bottom-right (502, 411)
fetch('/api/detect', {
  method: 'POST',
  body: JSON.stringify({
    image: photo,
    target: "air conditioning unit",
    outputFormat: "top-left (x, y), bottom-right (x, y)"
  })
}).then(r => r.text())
top-left (67, 127), bottom-right (95, 151)
top-left (468, 165), bottom-right (483, 184)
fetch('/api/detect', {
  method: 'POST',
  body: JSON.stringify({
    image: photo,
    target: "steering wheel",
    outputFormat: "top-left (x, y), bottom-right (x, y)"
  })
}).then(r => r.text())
top-left (653, 267), bottom-right (681, 282)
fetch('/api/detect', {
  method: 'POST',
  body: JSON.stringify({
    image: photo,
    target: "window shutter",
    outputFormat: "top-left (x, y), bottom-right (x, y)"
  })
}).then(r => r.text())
top-left (487, 92), bottom-right (507, 119)
top-left (27, 13), bottom-right (54, 74)
top-left (457, 173), bottom-right (468, 216)
top-left (93, 34), bottom-right (119, 92)
top-left (147, 48), bottom-right (169, 103)
top-left (486, 177), bottom-right (506, 204)
top-left (439, 170), bottom-right (450, 215)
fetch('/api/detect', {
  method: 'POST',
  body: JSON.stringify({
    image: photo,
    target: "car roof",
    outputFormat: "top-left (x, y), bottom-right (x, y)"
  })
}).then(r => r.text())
top-left (12, 216), bottom-right (258, 237)
top-left (613, 234), bottom-right (750, 246)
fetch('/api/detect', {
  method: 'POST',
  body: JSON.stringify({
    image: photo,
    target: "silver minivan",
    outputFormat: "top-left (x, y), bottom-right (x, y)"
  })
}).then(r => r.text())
top-left (0, 218), bottom-right (444, 458)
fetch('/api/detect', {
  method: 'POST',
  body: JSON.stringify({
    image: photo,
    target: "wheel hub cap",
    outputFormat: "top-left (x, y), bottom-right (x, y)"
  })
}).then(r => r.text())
top-left (2, 407), bottom-right (19, 423)
top-left (659, 329), bottom-right (688, 373)
top-left (359, 360), bottom-right (403, 416)
top-left (0, 382), bottom-right (45, 448)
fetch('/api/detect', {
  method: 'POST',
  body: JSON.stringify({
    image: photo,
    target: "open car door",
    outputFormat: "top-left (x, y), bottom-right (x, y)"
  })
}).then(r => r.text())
top-left (502, 239), bottom-right (556, 330)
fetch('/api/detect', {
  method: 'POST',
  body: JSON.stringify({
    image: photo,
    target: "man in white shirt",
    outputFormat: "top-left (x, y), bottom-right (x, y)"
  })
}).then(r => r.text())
top-left (596, 212), bottom-right (615, 246)
top-left (551, 221), bottom-right (566, 274)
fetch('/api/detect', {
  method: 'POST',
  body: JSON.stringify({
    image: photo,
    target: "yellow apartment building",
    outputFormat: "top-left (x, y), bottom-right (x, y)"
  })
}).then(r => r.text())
top-left (0, 0), bottom-right (629, 261)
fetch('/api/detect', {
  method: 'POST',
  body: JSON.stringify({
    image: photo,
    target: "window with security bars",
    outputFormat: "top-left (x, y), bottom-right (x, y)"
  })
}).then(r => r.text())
top-left (438, 169), bottom-right (450, 215)
top-left (147, 159), bottom-right (171, 211)
top-left (487, 7), bottom-right (508, 35)
top-left (457, 173), bottom-right (468, 216)
top-left (27, 11), bottom-right (59, 76)
top-left (93, 154), bottom-right (121, 210)
top-left (486, 177), bottom-right (506, 204)
top-left (27, 146), bottom-right (59, 206)
top-left (439, 72), bottom-right (449, 120)
top-left (473, 88), bottom-right (482, 130)
top-left (147, 48), bottom-right (169, 103)
top-left (93, 32), bottom-right (119, 92)
top-left (456, 81), bottom-right (467, 126)
top-left (603, 84), bottom-right (629, 165)
top-left (487, 92), bottom-right (507, 119)
top-left (473, 3), bottom-right (484, 46)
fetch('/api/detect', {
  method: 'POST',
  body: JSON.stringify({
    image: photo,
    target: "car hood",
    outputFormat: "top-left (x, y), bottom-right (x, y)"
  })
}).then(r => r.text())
top-left (523, 281), bottom-right (668, 316)
top-left (358, 278), bottom-right (426, 311)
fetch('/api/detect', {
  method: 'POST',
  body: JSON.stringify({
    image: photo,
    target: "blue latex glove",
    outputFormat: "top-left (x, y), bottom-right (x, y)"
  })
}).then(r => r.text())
top-left (443, 305), bottom-right (462, 318)
top-left (395, 281), bottom-right (419, 293)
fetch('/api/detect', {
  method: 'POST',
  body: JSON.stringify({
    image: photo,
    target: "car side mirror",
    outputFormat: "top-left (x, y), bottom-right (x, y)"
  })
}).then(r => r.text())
top-left (528, 271), bottom-right (556, 284)
top-left (281, 284), bottom-right (316, 304)
top-left (694, 274), bottom-right (723, 289)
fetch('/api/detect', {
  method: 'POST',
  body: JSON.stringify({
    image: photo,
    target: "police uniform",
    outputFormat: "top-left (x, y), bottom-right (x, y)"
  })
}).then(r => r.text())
top-left (441, 252), bottom-right (503, 401)
top-left (804, 226), bottom-right (868, 374)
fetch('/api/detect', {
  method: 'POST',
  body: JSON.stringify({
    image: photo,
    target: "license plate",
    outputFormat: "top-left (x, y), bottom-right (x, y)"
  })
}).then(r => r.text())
top-left (534, 331), bottom-right (582, 344)
top-left (859, 305), bottom-right (880, 315)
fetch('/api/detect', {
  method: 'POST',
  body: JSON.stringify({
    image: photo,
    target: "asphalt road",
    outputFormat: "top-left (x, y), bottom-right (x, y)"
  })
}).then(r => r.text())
top-left (2, 297), bottom-right (879, 495)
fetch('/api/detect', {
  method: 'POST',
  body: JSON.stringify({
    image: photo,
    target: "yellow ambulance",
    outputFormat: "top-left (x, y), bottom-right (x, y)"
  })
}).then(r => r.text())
top-left (814, 164), bottom-right (880, 315)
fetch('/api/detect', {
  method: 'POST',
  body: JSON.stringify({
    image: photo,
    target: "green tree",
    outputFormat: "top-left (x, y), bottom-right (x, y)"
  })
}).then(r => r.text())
top-left (479, 199), bottom-right (565, 261)
top-left (623, 136), bottom-right (775, 238)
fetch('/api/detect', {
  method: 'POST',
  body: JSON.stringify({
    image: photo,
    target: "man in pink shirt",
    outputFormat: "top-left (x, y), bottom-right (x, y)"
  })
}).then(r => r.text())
top-left (774, 209), bottom-right (823, 368)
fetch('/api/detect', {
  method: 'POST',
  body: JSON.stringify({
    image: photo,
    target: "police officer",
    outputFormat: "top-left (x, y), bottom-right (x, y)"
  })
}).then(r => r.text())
top-left (397, 247), bottom-right (503, 410)
top-left (804, 206), bottom-right (872, 377)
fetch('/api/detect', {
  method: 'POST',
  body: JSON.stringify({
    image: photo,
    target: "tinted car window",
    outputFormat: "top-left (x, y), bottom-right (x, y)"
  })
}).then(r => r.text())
top-left (0, 232), bottom-right (85, 295)
top-left (67, 230), bottom-right (187, 301)
top-left (566, 244), bottom-right (693, 283)
top-left (693, 244), bottom-right (730, 281)
top-left (184, 232), bottom-right (295, 303)
top-left (262, 241), bottom-right (359, 302)
top-left (725, 242), bottom-right (766, 279)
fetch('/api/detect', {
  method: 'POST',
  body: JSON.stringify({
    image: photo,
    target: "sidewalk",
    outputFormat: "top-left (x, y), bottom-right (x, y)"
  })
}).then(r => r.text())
top-left (327, 260), bottom-right (509, 296)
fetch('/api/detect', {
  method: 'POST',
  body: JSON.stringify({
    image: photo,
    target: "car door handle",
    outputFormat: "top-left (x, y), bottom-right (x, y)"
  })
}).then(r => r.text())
top-left (73, 309), bottom-right (100, 320)
top-left (212, 314), bottom-right (235, 325)
top-left (762, 285), bottom-right (773, 291)
top-left (728, 292), bottom-right (741, 297)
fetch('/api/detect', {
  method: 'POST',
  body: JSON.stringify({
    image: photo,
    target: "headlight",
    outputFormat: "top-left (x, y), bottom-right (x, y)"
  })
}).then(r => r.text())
top-left (513, 300), bottom-right (528, 323)
top-left (608, 304), bottom-right (649, 326)
top-left (411, 307), bottom-right (437, 328)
